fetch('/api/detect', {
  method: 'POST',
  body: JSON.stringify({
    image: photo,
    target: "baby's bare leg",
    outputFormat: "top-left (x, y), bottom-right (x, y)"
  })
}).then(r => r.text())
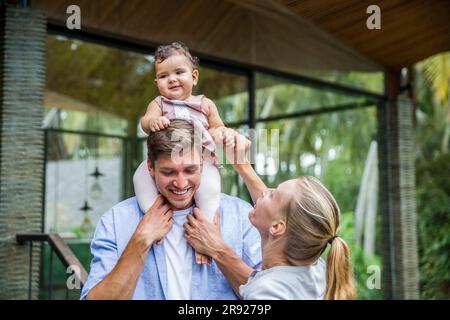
top-left (194, 162), bottom-right (221, 264)
top-left (133, 160), bottom-right (159, 213)
top-left (133, 160), bottom-right (165, 244)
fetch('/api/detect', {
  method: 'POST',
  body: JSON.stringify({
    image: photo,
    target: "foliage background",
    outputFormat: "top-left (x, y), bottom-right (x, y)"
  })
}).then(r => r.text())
top-left (414, 53), bottom-right (450, 299)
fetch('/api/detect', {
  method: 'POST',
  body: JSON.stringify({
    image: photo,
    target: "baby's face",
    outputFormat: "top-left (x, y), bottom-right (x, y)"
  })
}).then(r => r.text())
top-left (154, 54), bottom-right (199, 100)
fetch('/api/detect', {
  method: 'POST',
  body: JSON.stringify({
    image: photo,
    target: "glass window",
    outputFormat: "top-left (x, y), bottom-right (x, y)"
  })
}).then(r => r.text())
top-left (45, 132), bottom-right (125, 239)
top-left (46, 35), bottom-right (154, 134)
top-left (300, 70), bottom-right (384, 94)
top-left (253, 107), bottom-right (377, 213)
top-left (255, 72), bottom-right (371, 119)
top-left (196, 66), bottom-right (248, 124)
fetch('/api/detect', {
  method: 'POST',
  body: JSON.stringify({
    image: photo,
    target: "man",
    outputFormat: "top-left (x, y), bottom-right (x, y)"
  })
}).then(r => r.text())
top-left (81, 119), bottom-right (261, 299)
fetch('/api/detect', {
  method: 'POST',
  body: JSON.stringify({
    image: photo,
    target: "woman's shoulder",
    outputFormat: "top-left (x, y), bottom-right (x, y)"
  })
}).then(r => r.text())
top-left (240, 271), bottom-right (289, 300)
top-left (240, 264), bottom-right (326, 300)
top-left (240, 268), bottom-right (308, 300)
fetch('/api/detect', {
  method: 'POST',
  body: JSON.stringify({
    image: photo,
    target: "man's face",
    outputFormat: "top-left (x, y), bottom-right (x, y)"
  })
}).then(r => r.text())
top-left (148, 149), bottom-right (203, 210)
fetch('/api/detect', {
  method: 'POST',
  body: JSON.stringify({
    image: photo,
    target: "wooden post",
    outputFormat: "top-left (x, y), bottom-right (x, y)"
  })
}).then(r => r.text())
top-left (377, 70), bottom-right (420, 299)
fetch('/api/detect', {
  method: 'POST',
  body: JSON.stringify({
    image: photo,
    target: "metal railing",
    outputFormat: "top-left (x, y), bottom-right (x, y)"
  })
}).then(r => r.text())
top-left (16, 233), bottom-right (88, 300)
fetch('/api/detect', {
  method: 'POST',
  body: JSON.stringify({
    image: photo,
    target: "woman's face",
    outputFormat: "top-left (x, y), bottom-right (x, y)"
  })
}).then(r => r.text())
top-left (249, 180), bottom-right (296, 236)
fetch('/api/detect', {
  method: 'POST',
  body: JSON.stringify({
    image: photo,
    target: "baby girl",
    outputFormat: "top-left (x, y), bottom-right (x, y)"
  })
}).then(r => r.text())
top-left (134, 42), bottom-right (240, 264)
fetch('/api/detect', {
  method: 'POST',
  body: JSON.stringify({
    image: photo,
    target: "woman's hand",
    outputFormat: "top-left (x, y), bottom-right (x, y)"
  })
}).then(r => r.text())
top-left (210, 126), bottom-right (237, 148)
top-left (222, 129), bottom-right (251, 166)
top-left (183, 208), bottom-right (225, 262)
top-left (225, 132), bottom-right (266, 205)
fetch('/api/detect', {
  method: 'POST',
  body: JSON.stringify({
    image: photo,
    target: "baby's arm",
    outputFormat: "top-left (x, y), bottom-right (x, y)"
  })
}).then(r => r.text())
top-left (203, 98), bottom-right (235, 147)
top-left (141, 100), bottom-right (170, 133)
top-left (203, 97), bottom-right (224, 130)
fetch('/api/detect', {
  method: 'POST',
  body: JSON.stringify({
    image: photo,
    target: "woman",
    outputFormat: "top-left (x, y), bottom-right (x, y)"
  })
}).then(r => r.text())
top-left (184, 135), bottom-right (356, 299)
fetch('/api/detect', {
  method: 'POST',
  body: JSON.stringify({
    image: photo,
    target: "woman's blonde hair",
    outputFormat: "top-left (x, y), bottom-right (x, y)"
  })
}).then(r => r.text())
top-left (282, 176), bottom-right (356, 300)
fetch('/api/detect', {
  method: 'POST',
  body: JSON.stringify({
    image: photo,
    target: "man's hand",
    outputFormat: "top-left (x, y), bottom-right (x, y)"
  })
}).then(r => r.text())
top-left (184, 208), bottom-right (225, 260)
top-left (184, 209), bottom-right (255, 297)
top-left (134, 195), bottom-right (174, 249)
top-left (87, 195), bottom-right (173, 300)
top-left (148, 116), bottom-right (170, 132)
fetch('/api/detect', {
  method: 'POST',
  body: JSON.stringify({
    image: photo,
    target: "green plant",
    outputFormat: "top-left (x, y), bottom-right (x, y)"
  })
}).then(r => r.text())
top-left (338, 211), bottom-right (382, 300)
top-left (415, 52), bottom-right (450, 299)
top-left (416, 153), bottom-right (450, 299)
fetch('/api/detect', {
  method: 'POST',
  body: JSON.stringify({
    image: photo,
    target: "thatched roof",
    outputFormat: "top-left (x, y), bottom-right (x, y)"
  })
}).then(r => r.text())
top-left (280, 0), bottom-right (450, 69)
top-left (32, 0), bottom-right (450, 75)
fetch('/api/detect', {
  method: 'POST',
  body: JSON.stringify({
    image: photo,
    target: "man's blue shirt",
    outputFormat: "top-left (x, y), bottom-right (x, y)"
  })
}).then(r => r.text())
top-left (80, 193), bottom-right (262, 300)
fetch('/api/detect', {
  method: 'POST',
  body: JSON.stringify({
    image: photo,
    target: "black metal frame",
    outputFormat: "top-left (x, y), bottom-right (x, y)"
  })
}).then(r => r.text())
top-left (256, 100), bottom-right (376, 123)
top-left (45, 127), bottom-right (128, 140)
top-left (17, 233), bottom-right (88, 300)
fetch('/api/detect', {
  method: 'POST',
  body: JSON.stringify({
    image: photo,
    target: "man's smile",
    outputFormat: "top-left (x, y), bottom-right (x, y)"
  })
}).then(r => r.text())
top-left (168, 187), bottom-right (193, 200)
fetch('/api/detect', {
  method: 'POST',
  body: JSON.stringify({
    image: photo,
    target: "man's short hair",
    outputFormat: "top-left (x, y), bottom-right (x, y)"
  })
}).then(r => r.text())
top-left (147, 119), bottom-right (202, 165)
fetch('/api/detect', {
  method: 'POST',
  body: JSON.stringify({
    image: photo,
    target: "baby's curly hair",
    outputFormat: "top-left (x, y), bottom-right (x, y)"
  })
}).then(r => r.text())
top-left (154, 42), bottom-right (199, 69)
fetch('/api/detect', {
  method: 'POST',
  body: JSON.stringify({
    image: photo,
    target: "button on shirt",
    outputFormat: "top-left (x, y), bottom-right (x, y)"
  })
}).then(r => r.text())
top-left (80, 193), bottom-right (262, 300)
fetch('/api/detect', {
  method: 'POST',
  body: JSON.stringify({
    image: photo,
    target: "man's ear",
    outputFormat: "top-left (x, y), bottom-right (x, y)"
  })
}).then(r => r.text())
top-left (269, 220), bottom-right (287, 237)
top-left (147, 159), bottom-right (155, 178)
top-left (192, 69), bottom-right (199, 86)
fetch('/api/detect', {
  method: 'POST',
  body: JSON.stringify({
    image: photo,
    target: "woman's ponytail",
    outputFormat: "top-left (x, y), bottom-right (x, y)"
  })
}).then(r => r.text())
top-left (325, 236), bottom-right (356, 300)
top-left (283, 176), bottom-right (357, 300)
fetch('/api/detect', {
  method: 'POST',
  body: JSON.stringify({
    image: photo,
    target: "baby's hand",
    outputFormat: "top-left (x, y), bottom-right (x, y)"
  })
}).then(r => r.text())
top-left (223, 128), bottom-right (237, 148)
top-left (211, 127), bottom-right (236, 146)
top-left (148, 116), bottom-right (170, 132)
top-left (210, 127), bottom-right (226, 144)
top-left (225, 133), bottom-right (251, 165)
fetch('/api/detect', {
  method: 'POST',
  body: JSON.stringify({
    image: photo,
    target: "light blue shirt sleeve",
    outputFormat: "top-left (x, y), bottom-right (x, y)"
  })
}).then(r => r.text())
top-left (80, 209), bottom-right (119, 300)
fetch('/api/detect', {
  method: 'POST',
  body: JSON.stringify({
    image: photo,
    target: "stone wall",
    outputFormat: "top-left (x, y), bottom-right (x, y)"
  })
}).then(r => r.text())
top-left (0, 6), bottom-right (46, 299)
